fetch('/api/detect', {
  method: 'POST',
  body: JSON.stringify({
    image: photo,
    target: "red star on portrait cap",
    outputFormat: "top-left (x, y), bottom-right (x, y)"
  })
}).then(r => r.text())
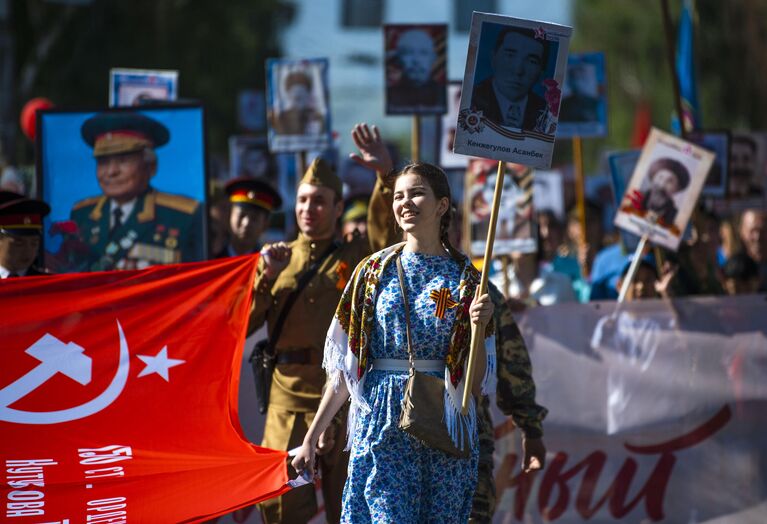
top-left (534, 26), bottom-right (546, 40)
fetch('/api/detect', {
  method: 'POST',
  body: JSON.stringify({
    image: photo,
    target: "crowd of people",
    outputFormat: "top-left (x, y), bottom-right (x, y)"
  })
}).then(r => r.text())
top-left (499, 201), bottom-right (766, 307)
top-left (1, 113), bottom-right (765, 524)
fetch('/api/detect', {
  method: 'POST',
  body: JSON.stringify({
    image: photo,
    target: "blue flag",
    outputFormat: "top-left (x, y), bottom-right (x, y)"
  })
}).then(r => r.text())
top-left (674, 0), bottom-right (700, 133)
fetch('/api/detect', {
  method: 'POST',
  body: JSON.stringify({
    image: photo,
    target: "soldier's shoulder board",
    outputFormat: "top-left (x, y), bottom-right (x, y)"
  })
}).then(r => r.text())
top-left (155, 192), bottom-right (199, 215)
top-left (71, 196), bottom-right (103, 211)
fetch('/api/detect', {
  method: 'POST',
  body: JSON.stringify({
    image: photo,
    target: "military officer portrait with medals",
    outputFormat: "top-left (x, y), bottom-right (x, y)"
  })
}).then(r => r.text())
top-left (68, 111), bottom-right (204, 271)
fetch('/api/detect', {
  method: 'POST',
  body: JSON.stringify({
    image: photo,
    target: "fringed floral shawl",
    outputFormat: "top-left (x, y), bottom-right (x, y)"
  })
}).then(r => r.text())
top-left (323, 242), bottom-right (496, 450)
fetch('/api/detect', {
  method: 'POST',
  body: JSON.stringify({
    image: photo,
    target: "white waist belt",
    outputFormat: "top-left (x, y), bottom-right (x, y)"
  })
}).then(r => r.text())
top-left (372, 358), bottom-right (444, 372)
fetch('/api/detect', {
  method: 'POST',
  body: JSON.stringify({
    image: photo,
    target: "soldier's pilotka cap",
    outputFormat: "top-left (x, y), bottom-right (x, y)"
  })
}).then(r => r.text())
top-left (81, 111), bottom-right (170, 158)
top-left (0, 191), bottom-right (50, 237)
top-left (342, 196), bottom-right (369, 223)
top-left (225, 177), bottom-right (283, 212)
top-left (299, 158), bottom-right (343, 198)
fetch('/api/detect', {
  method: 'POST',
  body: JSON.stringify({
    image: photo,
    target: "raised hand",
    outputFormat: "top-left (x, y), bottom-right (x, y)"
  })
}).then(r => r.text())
top-left (349, 123), bottom-right (393, 175)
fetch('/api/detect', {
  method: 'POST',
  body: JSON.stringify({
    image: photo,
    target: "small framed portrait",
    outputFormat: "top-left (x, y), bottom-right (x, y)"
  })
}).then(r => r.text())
top-left (228, 135), bottom-right (277, 183)
top-left (532, 169), bottom-right (565, 220)
top-left (728, 132), bottom-right (766, 199)
top-left (237, 89), bottom-right (267, 132)
top-left (109, 68), bottom-right (179, 107)
top-left (467, 159), bottom-right (536, 256)
top-left (614, 128), bottom-right (715, 251)
top-left (453, 13), bottom-right (572, 169)
top-left (439, 81), bottom-right (474, 169)
top-left (384, 24), bottom-right (448, 115)
top-left (686, 130), bottom-right (729, 198)
top-left (36, 104), bottom-right (208, 273)
top-left (557, 52), bottom-right (608, 139)
top-left (266, 57), bottom-right (332, 153)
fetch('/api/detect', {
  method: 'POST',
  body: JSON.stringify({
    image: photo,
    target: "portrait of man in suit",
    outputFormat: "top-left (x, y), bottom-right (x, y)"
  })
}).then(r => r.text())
top-left (559, 61), bottom-right (599, 123)
top-left (68, 111), bottom-right (204, 271)
top-left (471, 27), bottom-right (550, 131)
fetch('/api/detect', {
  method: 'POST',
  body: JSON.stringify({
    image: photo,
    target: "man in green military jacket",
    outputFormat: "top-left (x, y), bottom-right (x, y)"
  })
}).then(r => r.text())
top-left (69, 111), bottom-right (203, 271)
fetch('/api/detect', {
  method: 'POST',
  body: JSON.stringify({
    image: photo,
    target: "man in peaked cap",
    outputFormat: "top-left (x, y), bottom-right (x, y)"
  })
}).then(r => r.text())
top-left (0, 191), bottom-right (51, 278)
top-left (217, 177), bottom-right (282, 258)
top-left (249, 124), bottom-right (399, 524)
top-left (69, 111), bottom-right (204, 272)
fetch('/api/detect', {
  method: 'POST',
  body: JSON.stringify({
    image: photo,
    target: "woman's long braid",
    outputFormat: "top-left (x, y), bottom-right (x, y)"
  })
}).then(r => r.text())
top-left (440, 205), bottom-right (464, 262)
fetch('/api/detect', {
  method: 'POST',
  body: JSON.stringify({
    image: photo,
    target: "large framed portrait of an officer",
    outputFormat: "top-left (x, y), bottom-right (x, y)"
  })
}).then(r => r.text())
top-left (384, 24), bottom-right (448, 115)
top-left (36, 104), bottom-right (208, 273)
top-left (453, 13), bottom-right (572, 169)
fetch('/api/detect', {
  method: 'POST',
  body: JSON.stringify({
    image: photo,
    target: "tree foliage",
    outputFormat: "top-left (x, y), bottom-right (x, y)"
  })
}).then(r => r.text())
top-left (11, 0), bottom-right (291, 161)
top-left (567, 0), bottom-right (767, 171)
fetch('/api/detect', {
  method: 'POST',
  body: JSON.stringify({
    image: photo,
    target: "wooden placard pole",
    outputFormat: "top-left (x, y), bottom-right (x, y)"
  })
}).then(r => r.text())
top-left (462, 160), bottom-right (505, 415)
top-left (411, 115), bottom-right (421, 162)
top-left (573, 136), bottom-right (588, 274)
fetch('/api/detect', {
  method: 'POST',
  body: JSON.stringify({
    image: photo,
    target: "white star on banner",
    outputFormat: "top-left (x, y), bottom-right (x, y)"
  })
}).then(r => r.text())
top-left (136, 346), bottom-right (185, 382)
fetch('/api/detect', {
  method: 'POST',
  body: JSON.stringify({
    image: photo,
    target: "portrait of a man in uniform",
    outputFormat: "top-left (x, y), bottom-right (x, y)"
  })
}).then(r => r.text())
top-left (266, 58), bottom-right (332, 153)
top-left (38, 107), bottom-right (207, 273)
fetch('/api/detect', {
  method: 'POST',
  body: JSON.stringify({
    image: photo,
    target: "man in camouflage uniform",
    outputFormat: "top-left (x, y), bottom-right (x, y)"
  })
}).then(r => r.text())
top-left (470, 283), bottom-right (548, 523)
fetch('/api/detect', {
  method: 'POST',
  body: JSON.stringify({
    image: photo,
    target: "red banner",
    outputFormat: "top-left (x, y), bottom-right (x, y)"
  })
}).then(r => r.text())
top-left (0, 256), bottom-right (289, 523)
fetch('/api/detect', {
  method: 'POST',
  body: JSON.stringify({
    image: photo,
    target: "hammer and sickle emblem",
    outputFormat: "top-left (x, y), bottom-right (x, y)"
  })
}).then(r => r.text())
top-left (0, 320), bottom-right (131, 425)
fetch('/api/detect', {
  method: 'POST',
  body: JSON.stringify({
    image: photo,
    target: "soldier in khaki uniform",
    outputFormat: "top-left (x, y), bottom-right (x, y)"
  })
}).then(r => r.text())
top-left (249, 124), bottom-right (398, 524)
top-left (470, 283), bottom-right (548, 523)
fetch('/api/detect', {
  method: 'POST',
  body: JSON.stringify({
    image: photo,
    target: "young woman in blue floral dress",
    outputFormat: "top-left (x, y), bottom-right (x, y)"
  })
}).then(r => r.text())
top-left (292, 161), bottom-right (496, 523)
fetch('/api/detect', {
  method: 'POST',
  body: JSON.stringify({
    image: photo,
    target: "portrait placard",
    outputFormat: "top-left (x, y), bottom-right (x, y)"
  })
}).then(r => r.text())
top-left (37, 105), bottom-right (207, 273)
top-left (453, 13), bottom-right (572, 168)
top-left (533, 169), bottom-right (565, 220)
top-left (557, 52), bottom-right (608, 139)
top-left (228, 135), bottom-right (276, 183)
top-left (686, 130), bottom-right (729, 198)
top-left (109, 68), bottom-right (179, 107)
top-left (468, 159), bottom-right (536, 256)
top-left (266, 58), bottom-right (332, 153)
top-left (613, 128), bottom-right (714, 251)
top-left (384, 24), bottom-right (448, 115)
top-left (237, 89), bottom-right (267, 132)
top-left (728, 131), bottom-right (766, 200)
top-left (439, 82), bottom-right (474, 169)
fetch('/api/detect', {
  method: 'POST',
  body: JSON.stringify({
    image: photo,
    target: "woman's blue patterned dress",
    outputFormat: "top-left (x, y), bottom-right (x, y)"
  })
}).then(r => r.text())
top-left (340, 251), bottom-right (479, 523)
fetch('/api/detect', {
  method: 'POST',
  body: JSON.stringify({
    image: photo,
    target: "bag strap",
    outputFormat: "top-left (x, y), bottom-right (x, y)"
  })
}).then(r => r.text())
top-left (267, 241), bottom-right (339, 354)
top-left (395, 254), bottom-right (416, 370)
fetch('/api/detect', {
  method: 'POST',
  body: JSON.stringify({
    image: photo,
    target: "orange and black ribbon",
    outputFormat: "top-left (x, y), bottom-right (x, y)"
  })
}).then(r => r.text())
top-left (429, 288), bottom-right (458, 319)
